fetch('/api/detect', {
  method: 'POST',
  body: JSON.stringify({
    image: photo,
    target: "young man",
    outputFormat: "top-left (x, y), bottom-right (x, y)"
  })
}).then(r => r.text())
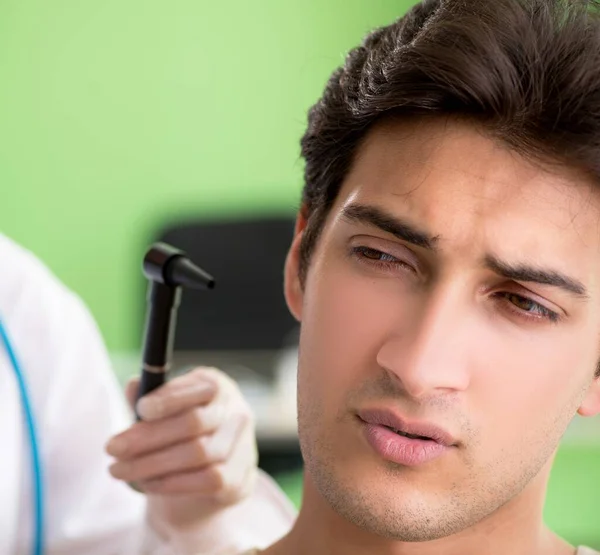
top-left (0, 233), bottom-right (294, 554)
top-left (250, 0), bottom-right (600, 554)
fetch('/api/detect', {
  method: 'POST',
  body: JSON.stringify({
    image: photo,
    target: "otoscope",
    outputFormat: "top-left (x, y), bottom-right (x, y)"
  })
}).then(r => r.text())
top-left (136, 242), bottom-right (215, 419)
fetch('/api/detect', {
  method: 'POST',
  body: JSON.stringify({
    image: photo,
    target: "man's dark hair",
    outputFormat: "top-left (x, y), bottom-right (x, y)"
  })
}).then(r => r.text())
top-left (299, 0), bottom-right (600, 281)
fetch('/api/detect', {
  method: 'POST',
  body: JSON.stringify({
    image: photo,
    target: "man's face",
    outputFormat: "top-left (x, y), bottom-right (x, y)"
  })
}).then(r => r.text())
top-left (284, 119), bottom-right (600, 541)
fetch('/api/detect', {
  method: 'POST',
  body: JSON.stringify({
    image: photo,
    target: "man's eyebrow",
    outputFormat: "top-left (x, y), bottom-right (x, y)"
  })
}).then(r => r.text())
top-left (341, 204), bottom-right (439, 250)
top-left (340, 204), bottom-right (588, 298)
top-left (485, 254), bottom-right (589, 298)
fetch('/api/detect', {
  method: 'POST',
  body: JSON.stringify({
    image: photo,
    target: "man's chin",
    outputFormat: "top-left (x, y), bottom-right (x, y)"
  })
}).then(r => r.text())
top-left (306, 457), bottom-right (473, 542)
top-left (320, 483), bottom-right (458, 542)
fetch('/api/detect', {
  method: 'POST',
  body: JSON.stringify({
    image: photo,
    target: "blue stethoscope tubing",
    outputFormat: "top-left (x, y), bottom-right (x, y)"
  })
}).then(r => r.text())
top-left (0, 317), bottom-right (44, 555)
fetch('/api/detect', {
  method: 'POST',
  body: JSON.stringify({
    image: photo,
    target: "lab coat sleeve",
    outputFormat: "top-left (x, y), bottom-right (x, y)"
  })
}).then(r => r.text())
top-left (138, 468), bottom-right (297, 555)
top-left (167, 470), bottom-right (297, 555)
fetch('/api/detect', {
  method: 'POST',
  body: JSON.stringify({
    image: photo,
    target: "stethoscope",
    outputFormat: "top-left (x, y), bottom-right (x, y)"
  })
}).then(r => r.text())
top-left (0, 317), bottom-right (44, 555)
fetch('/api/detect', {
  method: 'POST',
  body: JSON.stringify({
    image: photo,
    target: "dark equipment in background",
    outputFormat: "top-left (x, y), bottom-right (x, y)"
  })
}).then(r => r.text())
top-left (157, 216), bottom-right (298, 355)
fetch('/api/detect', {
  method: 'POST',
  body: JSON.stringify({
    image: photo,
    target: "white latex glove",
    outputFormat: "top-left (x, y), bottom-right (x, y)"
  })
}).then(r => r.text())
top-left (105, 367), bottom-right (258, 541)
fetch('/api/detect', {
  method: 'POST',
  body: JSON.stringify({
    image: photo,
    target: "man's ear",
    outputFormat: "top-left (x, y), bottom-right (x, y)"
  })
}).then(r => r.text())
top-left (284, 211), bottom-right (308, 322)
top-left (577, 374), bottom-right (600, 417)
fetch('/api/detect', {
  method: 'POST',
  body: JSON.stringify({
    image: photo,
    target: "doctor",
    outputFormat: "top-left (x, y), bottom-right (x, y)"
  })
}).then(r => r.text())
top-left (0, 233), bottom-right (295, 555)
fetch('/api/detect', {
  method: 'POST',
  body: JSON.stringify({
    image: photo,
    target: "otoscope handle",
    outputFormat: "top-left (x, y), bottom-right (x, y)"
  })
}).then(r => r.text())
top-left (135, 281), bottom-right (181, 420)
top-left (135, 242), bottom-right (215, 421)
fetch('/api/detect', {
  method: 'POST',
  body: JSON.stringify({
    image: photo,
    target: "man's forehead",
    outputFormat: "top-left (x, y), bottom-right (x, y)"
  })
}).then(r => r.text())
top-left (344, 119), bottom-right (600, 243)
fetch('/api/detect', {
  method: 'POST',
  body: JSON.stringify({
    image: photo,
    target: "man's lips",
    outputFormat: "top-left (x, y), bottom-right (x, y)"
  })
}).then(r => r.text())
top-left (356, 408), bottom-right (457, 447)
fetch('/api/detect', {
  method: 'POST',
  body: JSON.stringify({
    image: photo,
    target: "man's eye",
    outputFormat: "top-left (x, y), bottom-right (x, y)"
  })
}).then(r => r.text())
top-left (498, 292), bottom-right (560, 323)
top-left (357, 247), bottom-right (398, 262)
top-left (351, 246), bottom-right (416, 274)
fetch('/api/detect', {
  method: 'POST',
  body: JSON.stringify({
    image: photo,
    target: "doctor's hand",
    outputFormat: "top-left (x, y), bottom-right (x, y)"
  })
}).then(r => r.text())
top-left (105, 367), bottom-right (258, 532)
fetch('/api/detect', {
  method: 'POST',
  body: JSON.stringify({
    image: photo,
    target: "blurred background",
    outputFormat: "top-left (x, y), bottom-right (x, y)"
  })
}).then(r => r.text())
top-left (0, 0), bottom-right (598, 549)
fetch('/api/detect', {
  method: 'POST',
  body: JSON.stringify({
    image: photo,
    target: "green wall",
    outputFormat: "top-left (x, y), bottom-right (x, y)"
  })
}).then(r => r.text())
top-left (0, 0), bottom-right (410, 351)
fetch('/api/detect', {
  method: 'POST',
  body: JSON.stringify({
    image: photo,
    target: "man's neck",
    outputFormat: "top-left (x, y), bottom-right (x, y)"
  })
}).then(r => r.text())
top-left (262, 469), bottom-right (575, 555)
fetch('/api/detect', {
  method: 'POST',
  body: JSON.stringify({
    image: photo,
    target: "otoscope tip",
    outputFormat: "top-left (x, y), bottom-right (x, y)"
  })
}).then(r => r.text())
top-left (143, 243), bottom-right (215, 290)
top-left (170, 257), bottom-right (215, 290)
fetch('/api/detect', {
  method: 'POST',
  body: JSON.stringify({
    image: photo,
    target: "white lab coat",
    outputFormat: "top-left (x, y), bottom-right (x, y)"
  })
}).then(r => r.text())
top-left (0, 234), bottom-right (295, 555)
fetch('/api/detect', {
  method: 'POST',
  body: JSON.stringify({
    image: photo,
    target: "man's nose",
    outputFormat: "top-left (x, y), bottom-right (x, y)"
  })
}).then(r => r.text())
top-left (376, 283), bottom-right (472, 400)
